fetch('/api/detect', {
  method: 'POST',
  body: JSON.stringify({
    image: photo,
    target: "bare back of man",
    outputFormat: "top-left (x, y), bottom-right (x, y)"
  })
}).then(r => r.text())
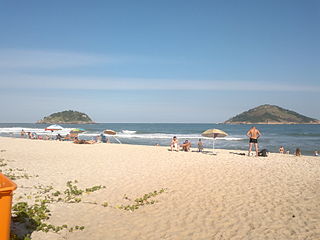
top-left (246, 126), bottom-right (261, 156)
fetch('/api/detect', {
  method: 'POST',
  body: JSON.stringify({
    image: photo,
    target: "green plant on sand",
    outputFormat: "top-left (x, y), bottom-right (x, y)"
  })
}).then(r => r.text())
top-left (112, 189), bottom-right (167, 212)
top-left (10, 179), bottom-right (105, 240)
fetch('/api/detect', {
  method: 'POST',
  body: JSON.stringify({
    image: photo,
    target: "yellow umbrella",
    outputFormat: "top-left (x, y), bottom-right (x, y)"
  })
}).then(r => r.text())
top-left (103, 129), bottom-right (121, 143)
top-left (201, 129), bottom-right (228, 154)
top-left (103, 129), bottom-right (116, 135)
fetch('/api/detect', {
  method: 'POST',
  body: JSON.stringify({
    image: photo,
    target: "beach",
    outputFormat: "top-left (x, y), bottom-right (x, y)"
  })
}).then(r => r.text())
top-left (1, 123), bottom-right (320, 156)
top-left (1, 137), bottom-right (320, 240)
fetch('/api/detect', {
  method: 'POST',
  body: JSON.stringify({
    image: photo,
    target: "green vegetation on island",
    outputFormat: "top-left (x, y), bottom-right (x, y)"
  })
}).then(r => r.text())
top-left (36, 110), bottom-right (95, 124)
top-left (224, 104), bottom-right (320, 124)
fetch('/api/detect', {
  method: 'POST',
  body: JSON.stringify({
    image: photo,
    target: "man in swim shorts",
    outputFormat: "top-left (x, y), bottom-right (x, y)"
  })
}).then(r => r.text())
top-left (246, 126), bottom-right (261, 156)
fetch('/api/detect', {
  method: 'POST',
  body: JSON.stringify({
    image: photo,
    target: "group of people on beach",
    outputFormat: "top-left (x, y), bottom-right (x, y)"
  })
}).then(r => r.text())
top-left (21, 129), bottom-right (78, 141)
top-left (170, 136), bottom-right (204, 152)
top-left (170, 126), bottom-right (262, 155)
top-left (246, 126), bottom-right (315, 157)
top-left (20, 127), bottom-right (317, 156)
top-left (170, 126), bottom-right (315, 157)
top-left (280, 146), bottom-right (318, 157)
top-left (21, 129), bottom-right (52, 140)
top-left (20, 129), bottom-right (111, 144)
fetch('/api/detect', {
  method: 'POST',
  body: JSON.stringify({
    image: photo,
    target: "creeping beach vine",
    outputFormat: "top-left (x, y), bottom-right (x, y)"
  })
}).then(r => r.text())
top-left (10, 180), bottom-right (105, 240)
top-left (1, 151), bottom-right (167, 240)
top-left (107, 188), bottom-right (167, 212)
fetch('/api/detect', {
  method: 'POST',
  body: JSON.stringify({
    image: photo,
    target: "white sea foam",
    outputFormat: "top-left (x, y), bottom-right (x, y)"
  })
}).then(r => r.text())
top-left (121, 130), bottom-right (137, 134)
top-left (0, 127), bottom-right (244, 141)
top-left (78, 133), bottom-right (100, 137)
top-left (114, 132), bottom-right (244, 141)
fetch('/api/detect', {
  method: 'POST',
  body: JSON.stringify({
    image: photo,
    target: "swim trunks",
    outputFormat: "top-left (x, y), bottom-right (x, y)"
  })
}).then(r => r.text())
top-left (249, 138), bottom-right (258, 143)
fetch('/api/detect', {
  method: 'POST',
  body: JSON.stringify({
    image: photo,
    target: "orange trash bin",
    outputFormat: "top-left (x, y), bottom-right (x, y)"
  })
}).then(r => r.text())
top-left (0, 173), bottom-right (17, 240)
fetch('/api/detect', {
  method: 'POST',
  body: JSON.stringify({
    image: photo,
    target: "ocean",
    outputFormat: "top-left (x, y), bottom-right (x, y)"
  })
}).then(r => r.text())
top-left (0, 123), bottom-right (319, 156)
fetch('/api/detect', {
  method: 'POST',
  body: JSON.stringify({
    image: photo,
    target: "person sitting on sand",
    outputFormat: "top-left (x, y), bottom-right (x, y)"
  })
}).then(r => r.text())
top-left (100, 134), bottom-right (107, 143)
top-left (180, 140), bottom-right (191, 152)
top-left (64, 134), bottom-right (70, 141)
top-left (198, 139), bottom-right (203, 152)
top-left (20, 129), bottom-right (25, 137)
top-left (295, 148), bottom-right (301, 156)
top-left (246, 126), bottom-right (261, 157)
top-left (32, 132), bottom-right (37, 139)
top-left (314, 151), bottom-right (319, 156)
top-left (74, 138), bottom-right (96, 144)
top-left (56, 134), bottom-right (63, 141)
top-left (170, 136), bottom-right (179, 151)
top-left (279, 146), bottom-right (285, 154)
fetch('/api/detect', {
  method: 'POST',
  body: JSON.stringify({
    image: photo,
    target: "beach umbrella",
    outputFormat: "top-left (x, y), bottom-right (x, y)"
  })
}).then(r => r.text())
top-left (103, 129), bottom-right (121, 144)
top-left (70, 128), bottom-right (85, 134)
top-left (45, 124), bottom-right (64, 139)
top-left (103, 129), bottom-right (116, 135)
top-left (45, 124), bottom-right (63, 131)
top-left (201, 129), bottom-right (228, 154)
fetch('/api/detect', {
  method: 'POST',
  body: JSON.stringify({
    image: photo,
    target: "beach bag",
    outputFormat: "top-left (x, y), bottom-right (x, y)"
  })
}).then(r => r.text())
top-left (258, 149), bottom-right (268, 157)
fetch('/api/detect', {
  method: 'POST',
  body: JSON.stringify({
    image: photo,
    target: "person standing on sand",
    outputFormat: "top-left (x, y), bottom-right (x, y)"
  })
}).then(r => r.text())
top-left (246, 126), bottom-right (261, 156)
top-left (198, 139), bottom-right (204, 152)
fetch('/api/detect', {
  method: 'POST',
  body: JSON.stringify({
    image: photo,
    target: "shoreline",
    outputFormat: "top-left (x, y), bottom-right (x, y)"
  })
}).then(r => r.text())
top-left (1, 137), bottom-right (319, 239)
top-left (223, 122), bottom-right (320, 125)
top-left (0, 135), bottom-right (317, 156)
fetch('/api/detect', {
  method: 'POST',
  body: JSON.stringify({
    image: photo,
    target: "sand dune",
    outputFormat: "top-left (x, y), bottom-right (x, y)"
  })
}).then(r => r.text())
top-left (1, 137), bottom-right (319, 240)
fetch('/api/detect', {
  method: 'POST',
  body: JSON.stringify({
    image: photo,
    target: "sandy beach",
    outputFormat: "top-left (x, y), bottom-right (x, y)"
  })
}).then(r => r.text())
top-left (1, 137), bottom-right (320, 240)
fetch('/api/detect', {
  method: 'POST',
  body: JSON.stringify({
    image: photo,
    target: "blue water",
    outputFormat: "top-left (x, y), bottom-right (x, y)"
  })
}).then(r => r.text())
top-left (0, 123), bottom-right (319, 156)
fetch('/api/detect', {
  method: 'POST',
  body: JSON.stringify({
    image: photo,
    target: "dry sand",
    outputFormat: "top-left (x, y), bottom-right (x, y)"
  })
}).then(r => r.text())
top-left (1, 137), bottom-right (320, 240)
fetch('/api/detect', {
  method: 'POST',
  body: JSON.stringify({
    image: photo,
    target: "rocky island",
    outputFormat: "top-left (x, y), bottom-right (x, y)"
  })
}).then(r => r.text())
top-left (36, 110), bottom-right (95, 124)
top-left (224, 104), bottom-right (320, 124)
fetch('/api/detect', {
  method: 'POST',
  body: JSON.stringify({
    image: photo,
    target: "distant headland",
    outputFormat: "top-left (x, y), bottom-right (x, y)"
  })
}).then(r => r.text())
top-left (36, 110), bottom-right (95, 124)
top-left (224, 104), bottom-right (320, 124)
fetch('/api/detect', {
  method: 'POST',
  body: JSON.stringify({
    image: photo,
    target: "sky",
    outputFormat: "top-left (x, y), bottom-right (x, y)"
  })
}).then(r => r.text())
top-left (0, 0), bottom-right (319, 123)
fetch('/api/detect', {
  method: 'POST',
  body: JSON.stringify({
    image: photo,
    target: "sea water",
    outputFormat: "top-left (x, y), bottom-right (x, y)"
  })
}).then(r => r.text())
top-left (0, 123), bottom-right (319, 156)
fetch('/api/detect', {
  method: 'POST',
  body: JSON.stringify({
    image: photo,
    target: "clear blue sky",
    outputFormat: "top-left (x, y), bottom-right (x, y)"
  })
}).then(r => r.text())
top-left (0, 0), bottom-right (319, 122)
